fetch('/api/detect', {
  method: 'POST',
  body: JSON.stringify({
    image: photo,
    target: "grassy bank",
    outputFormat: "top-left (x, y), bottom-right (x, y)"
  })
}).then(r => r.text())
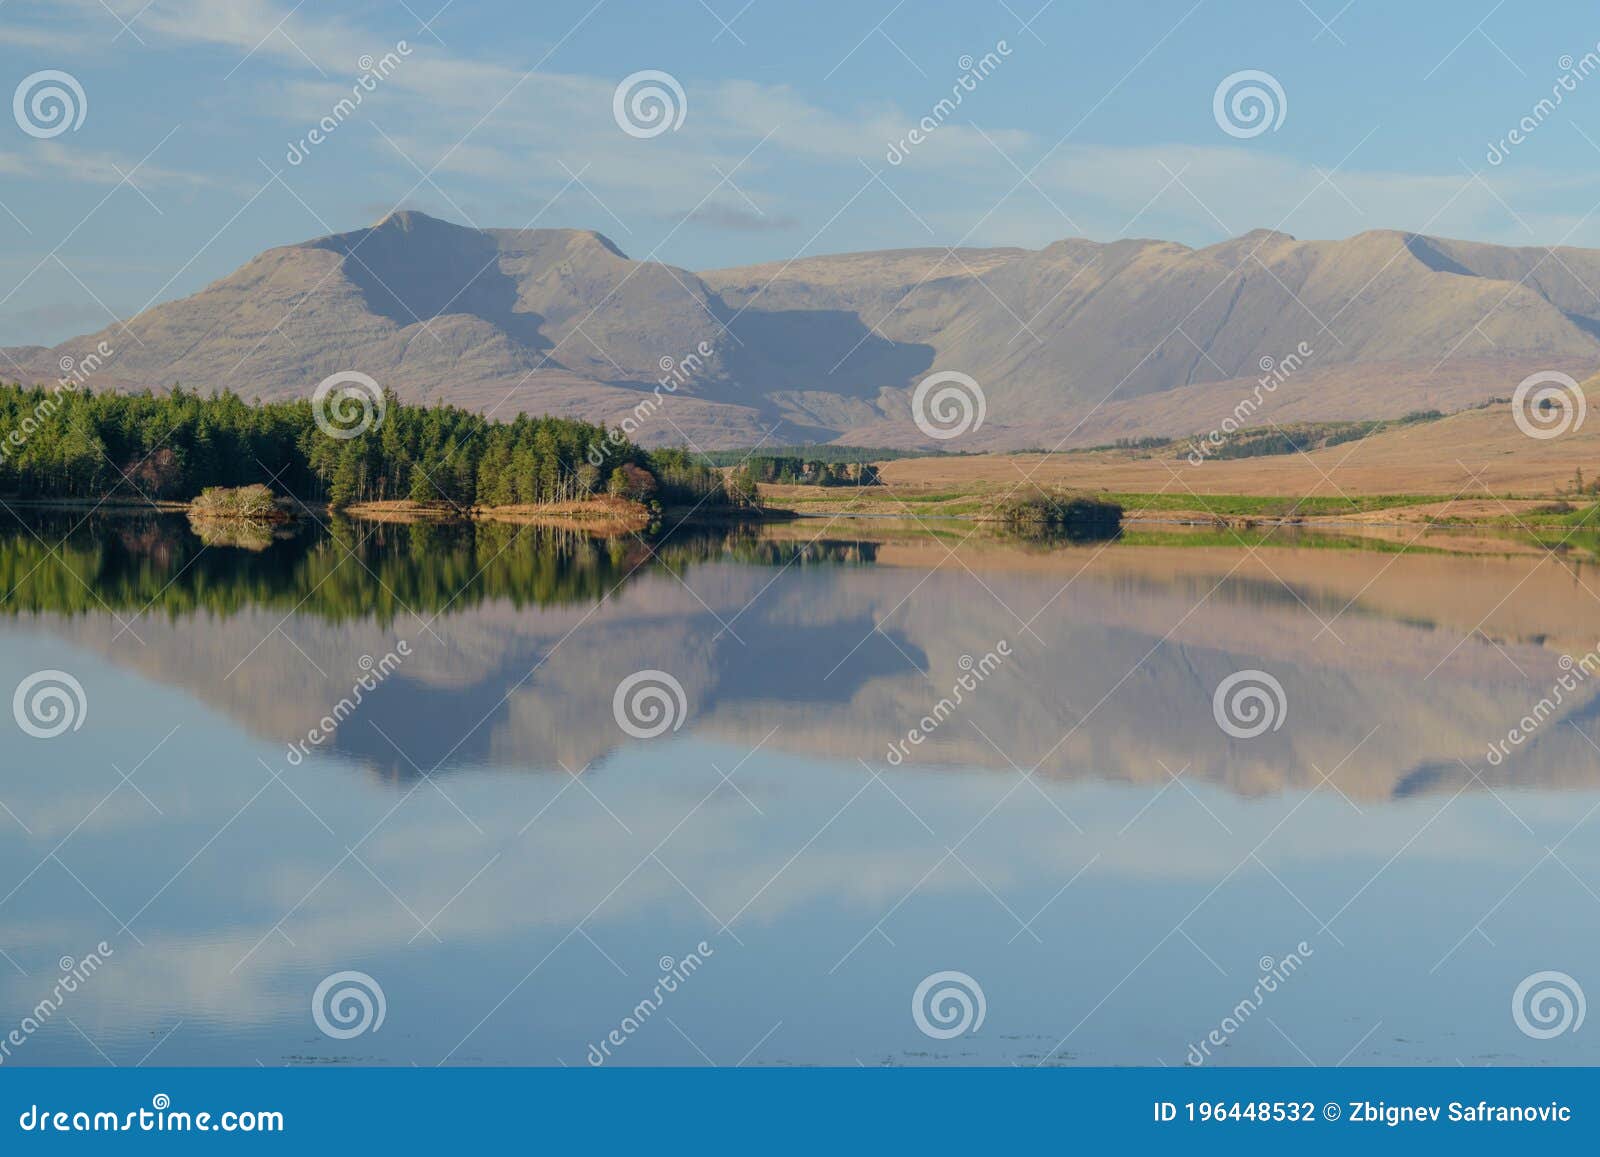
top-left (756, 479), bottom-right (1600, 529)
top-left (760, 482), bottom-right (1450, 522)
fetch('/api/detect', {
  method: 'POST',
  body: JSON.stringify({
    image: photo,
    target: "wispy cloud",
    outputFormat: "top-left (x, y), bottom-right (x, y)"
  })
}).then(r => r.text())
top-left (1012, 143), bottom-right (1600, 248)
top-left (0, 142), bottom-right (233, 192)
top-left (670, 203), bottom-right (800, 232)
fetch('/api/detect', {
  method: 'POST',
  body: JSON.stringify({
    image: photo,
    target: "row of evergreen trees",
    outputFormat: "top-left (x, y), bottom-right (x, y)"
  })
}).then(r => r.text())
top-left (0, 385), bottom-right (744, 510)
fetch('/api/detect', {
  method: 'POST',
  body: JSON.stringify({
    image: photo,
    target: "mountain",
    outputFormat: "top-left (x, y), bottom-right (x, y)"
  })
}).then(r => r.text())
top-left (9, 210), bottom-right (1600, 450)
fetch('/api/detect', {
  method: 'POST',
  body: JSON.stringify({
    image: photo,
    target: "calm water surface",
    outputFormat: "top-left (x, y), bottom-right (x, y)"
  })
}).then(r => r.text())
top-left (2, 511), bottom-right (1598, 1066)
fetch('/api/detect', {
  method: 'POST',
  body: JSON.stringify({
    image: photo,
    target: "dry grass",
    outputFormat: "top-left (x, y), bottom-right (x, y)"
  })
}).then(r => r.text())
top-left (856, 397), bottom-right (1600, 502)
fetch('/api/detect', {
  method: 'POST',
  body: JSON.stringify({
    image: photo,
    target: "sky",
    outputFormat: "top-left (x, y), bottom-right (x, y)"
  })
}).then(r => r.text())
top-left (5, 0), bottom-right (1600, 344)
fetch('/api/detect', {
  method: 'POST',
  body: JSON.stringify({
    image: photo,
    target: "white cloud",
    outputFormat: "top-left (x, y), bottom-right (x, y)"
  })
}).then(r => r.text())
top-left (20, 0), bottom-right (1600, 258)
top-left (0, 142), bottom-right (232, 191)
top-left (925, 143), bottom-right (1600, 251)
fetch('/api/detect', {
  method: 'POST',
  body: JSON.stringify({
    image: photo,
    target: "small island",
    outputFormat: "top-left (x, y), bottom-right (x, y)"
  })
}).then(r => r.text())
top-left (189, 483), bottom-right (290, 521)
top-left (994, 491), bottom-right (1125, 538)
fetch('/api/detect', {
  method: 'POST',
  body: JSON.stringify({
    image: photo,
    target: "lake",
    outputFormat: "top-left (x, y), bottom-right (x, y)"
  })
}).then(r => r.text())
top-left (1, 509), bottom-right (1598, 1066)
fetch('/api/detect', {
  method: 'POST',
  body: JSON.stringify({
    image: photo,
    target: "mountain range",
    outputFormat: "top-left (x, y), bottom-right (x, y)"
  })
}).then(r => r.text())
top-left (8, 209), bottom-right (1600, 450)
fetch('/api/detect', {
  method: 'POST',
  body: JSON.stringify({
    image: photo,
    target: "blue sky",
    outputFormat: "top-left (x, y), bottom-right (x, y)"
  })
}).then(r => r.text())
top-left (6, 0), bottom-right (1600, 344)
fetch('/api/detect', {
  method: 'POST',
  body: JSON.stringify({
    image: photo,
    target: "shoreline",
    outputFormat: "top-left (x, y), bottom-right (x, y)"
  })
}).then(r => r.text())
top-left (761, 486), bottom-right (1593, 531)
top-left (0, 494), bottom-right (787, 532)
top-left (4, 490), bottom-right (1589, 532)
top-left (338, 497), bottom-right (652, 530)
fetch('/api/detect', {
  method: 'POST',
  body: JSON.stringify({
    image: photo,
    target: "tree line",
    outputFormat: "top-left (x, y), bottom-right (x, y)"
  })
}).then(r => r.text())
top-left (732, 455), bottom-right (881, 488)
top-left (695, 444), bottom-right (942, 466)
top-left (0, 385), bottom-right (746, 510)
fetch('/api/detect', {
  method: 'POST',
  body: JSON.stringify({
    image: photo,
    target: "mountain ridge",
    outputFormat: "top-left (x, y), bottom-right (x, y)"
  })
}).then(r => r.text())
top-left (7, 210), bottom-right (1598, 450)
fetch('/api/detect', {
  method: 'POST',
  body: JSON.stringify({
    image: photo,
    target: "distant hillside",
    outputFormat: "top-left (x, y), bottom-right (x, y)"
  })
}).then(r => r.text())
top-left (6, 211), bottom-right (1599, 450)
top-left (868, 375), bottom-right (1600, 498)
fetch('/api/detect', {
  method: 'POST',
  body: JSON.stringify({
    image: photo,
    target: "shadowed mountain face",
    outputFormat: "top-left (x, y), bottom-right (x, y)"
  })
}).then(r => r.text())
top-left (12, 211), bottom-right (1600, 448)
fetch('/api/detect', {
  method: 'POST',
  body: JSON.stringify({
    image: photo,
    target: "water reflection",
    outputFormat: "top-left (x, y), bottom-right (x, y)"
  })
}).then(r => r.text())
top-left (0, 510), bottom-right (876, 623)
top-left (2, 509), bottom-right (1599, 1066)
top-left (4, 511), bottom-right (1594, 799)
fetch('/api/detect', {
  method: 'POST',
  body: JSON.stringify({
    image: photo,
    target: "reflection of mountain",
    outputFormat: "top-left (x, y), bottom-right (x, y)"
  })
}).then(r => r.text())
top-left (11, 514), bottom-right (1600, 801)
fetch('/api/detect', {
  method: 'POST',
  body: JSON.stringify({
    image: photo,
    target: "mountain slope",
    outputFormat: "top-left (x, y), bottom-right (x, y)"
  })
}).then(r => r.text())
top-left (8, 211), bottom-right (1600, 449)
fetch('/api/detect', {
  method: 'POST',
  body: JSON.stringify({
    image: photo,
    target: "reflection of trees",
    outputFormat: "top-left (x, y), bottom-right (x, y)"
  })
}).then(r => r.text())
top-left (0, 512), bottom-right (883, 624)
